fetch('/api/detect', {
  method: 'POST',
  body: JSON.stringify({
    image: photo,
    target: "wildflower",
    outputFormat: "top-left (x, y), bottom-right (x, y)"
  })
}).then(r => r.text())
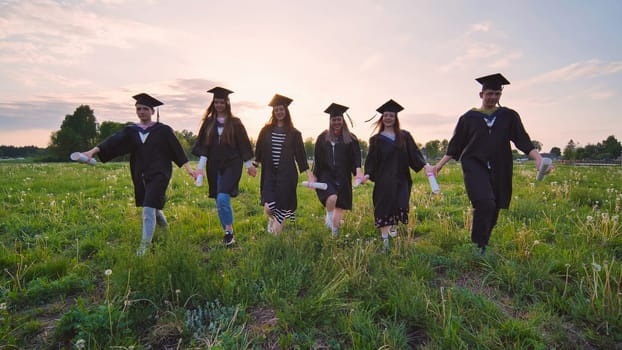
top-left (601, 212), bottom-right (609, 221)
top-left (0, 303), bottom-right (6, 310)
top-left (591, 262), bottom-right (602, 272)
top-left (175, 289), bottom-right (181, 295)
top-left (76, 339), bottom-right (86, 349)
top-left (105, 269), bottom-right (112, 276)
top-left (533, 240), bottom-right (540, 245)
top-left (565, 263), bottom-right (571, 268)
top-left (586, 216), bottom-right (594, 222)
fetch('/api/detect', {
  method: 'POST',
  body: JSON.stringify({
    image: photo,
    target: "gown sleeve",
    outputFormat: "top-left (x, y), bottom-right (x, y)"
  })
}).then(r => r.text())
top-left (405, 131), bottom-right (426, 172)
top-left (293, 130), bottom-right (309, 173)
top-left (97, 127), bottom-right (134, 163)
top-left (364, 136), bottom-right (378, 181)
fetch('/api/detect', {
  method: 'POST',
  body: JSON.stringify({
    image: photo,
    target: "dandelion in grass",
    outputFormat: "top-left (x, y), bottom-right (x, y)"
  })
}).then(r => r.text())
top-left (591, 262), bottom-right (602, 272)
top-left (0, 302), bottom-right (6, 310)
top-left (105, 269), bottom-right (112, 276)
top-left (587, 215), bottom-right (594, 222)
top-left (75, 339), bottom-right (86, 349)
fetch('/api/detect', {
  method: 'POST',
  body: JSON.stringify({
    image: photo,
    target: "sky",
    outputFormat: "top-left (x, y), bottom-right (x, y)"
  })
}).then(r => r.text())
top-left (1, 0), bottom-right (621, 152)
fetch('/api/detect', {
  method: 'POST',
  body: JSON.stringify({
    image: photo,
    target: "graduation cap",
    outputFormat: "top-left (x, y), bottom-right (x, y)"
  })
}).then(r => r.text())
top-left (324, 103), bottom-right (349, 117)
top-left (475, 73), bottom-right (510, 90)
top-left (268, 94), bottom-right (293, 107)
top-left (207, 86), bottom-right (233, 99)
top-left (133, 93), bottom-right (163, 108)
top-left (325, 102), bottom-right (354, 127)
top-left (376, 99), bottom-right (404, 114)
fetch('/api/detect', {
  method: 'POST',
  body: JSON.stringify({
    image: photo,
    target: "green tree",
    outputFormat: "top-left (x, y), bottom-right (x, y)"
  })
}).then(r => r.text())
top-left (49, 105), bottom-right (97, 161)
top-left (304, 137), bottom-right (314, 160)
top-left (359, 139), bottom-right (368, 160)
top-left (602, 135), bottom-right (622, 159)
top-left (423, 140), bottom-right (442, 160)
top-left (563, 139), bottom-right (576, 163)
top-left (174, 129), bottom-right (197, 160)
top-left (531, 140), bottom-right (543, 151)
top-left (549, 147), bottom-right (561, 158)
top-left (441, 139), bottom-right (449, 155)
top-left (97, 121), bottom-right (130, 143)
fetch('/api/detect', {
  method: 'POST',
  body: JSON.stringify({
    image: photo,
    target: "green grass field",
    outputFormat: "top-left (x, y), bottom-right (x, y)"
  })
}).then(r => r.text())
top-left (1, 161), bottom-right (621, 349)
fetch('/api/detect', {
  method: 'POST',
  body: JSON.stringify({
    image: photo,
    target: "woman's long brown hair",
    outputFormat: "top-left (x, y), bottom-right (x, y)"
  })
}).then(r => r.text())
top-left (266, 106), bottom-right (294, 129)
top-left (324, 116), bottom-right (354, 144)
top-left (372, 113), bottom-right (404, 147)
top-left (201, 98), bottom-right (237, 146)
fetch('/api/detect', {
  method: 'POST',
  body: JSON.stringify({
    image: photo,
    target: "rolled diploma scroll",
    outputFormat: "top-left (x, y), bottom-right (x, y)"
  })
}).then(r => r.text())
top-left (536, 157), bottom-right (552, 181)
top-left (301, 181), bottom-right (328, 190)
top-left (425, 164), bottom-right (441, 194)
top-left (70, 152), bottom-right (96, 165)
top-left (196, 156), bottom-right (207, 186)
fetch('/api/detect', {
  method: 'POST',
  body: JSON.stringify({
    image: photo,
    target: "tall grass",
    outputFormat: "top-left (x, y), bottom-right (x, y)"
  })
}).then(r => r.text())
top-left (0, 161), bottom-right (621, 348)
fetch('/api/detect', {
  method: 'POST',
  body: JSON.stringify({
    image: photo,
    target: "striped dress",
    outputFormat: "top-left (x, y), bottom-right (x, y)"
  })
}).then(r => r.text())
top-left (266, 128), bottom-right (295, 224)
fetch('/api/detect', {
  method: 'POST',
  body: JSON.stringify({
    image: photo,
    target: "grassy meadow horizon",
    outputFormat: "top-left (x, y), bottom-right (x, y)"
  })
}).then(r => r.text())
top-left (0, 160), bottom-right (621, 348)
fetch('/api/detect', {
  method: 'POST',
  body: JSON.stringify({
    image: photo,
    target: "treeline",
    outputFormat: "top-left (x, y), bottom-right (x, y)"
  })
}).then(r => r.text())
top-left (562, 136), bottom-right (622, 162)
top-left (3, 105), bottom-right (621, 163)
top-left (0, 145), bottom-right (45, 158)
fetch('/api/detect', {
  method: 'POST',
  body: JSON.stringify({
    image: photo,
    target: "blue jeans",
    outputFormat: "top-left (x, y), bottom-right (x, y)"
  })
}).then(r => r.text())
top-left (216, 175), bottom-right (233, 229)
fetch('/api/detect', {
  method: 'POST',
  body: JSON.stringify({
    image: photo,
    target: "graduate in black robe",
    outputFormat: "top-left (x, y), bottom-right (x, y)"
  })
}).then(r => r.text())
top-left (431, 74), bottom-right (551, 254)
top-left (311, 103), bottom-right (365, 237)
top-left (254, 94), bottom-right (312, 234)
top-left (192, 87), bottom-right (256, 246)
top-left (364, 100), bottom-right (428, 249)
top-left (82, 93), bottom-right (195, 255)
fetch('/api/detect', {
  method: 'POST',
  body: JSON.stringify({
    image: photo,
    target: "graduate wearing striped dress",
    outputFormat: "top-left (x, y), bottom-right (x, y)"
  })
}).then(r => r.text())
top-left (254, 94), bottom-right (312, 234)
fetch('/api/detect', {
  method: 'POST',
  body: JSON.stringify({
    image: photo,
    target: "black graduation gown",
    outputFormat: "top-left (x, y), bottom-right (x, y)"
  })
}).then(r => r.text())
top-left (97, 123), bottom-right (188, 209)
top-left (312, 131), bottom-right (361, 210)
top-left (364, 130), bottom-right (426, 219)
top-left (191, 117), bottom-right (253, 198)
top-left (446, 107), bottom-right (535, 208)
top-left (255, 125), bottom-right (309, 211)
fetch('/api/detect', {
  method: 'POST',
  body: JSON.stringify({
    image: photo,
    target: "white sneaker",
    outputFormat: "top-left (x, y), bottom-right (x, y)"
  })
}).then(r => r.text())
top-left (156, 210), bottom-right (168, 228)
top-left (136, 242), bottom-right (148, 256)
top-left (382, 237), bottom-right (390, 251)
top-left (331, 227), bottom-right (339, 237)
top-left (324, 212), bottom-right (333, 229)
top-left (389, 226), bottom-right (397, 238)
top-left (267, 217), bottom-right (274, 233)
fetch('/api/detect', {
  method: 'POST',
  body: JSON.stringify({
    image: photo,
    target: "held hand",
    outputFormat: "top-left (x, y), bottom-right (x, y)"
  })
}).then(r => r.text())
top-left (188, 168), bottom-right (198, 180)
top-left (428, 164), bottom-right (440, 176)
top-left (308, 173), bottom-right (317, 184)
top-left (82, 150), bottom-right (95, 161)
top-left (192, 169), bottom-right (204, 178)
top-left (247, 166), bottom-right (257, 177)
top-left (355, 174), bottom-right (368, 185)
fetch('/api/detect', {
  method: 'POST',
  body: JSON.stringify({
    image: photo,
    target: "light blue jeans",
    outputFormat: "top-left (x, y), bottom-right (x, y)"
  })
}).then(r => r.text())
top-left (216, 175), bottom-right (233, 229)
